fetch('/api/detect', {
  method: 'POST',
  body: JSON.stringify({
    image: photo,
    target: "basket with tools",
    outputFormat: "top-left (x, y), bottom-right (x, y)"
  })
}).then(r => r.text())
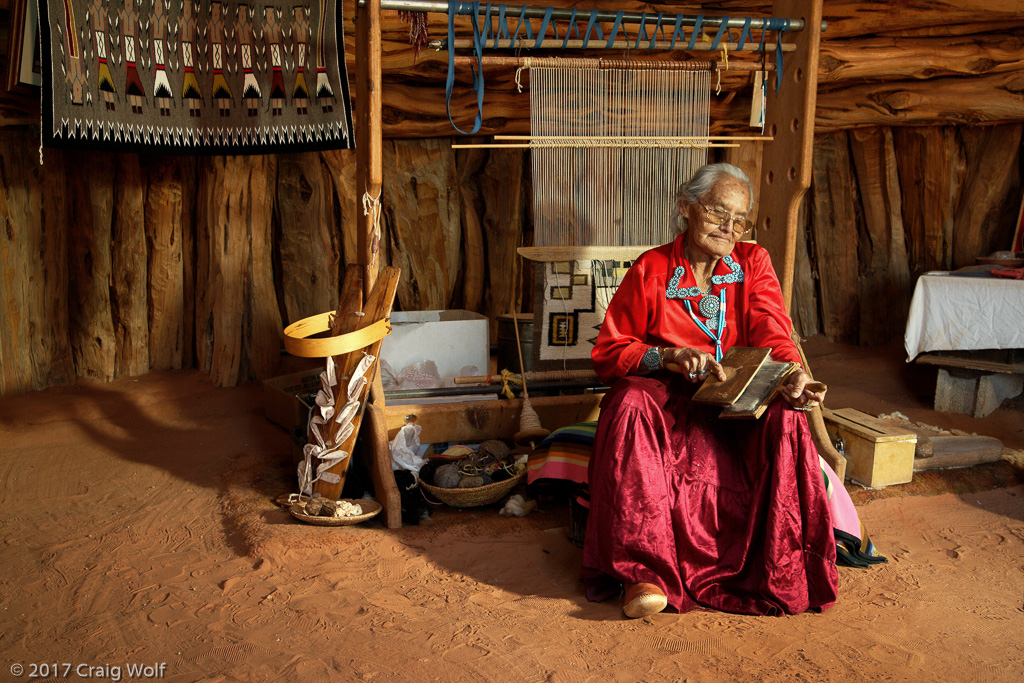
top-left (419, 440), bottom-right (526, 507)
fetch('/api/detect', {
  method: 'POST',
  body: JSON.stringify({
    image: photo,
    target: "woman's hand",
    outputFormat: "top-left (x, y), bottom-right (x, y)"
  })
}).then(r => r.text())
top-left (662, 347), bottom-right (727, 383)
top-left (781, 370), bottom-right (827, 410)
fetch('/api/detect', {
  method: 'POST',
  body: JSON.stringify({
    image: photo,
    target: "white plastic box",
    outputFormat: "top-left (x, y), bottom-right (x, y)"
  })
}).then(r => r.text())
top-left (380, 310), bottom-right (490, 389)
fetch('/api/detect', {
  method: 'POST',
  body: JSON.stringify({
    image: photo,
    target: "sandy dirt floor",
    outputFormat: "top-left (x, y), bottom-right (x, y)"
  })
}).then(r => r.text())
top-left (1, 336), bottom-right (1023, 682)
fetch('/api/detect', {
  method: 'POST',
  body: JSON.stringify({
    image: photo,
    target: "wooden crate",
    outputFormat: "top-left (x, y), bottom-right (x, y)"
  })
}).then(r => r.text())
top-left (822, 408), bottom-right (917, 488)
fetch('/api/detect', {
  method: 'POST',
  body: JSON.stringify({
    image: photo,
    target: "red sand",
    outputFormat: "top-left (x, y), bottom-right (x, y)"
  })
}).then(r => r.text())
top-left (1, 336), bottom-right (1022, 681)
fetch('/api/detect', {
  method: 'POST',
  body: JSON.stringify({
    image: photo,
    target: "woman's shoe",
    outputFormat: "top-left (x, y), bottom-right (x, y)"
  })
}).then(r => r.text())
top-left (623, 582), bottom-right (668, 618)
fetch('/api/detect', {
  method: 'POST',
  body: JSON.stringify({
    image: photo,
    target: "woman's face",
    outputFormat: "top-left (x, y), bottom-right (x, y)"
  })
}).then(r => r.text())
top-left (682, 177), bottom-right (752, 260)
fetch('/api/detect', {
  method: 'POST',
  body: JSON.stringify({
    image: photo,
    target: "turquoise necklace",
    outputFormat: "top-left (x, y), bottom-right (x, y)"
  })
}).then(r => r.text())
top-left (665, 254), bottom-right (744, 362)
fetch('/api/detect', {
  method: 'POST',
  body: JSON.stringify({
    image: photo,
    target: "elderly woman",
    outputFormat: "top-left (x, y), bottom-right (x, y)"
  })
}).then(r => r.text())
top-left (584, 162), bottom-right (838, 618)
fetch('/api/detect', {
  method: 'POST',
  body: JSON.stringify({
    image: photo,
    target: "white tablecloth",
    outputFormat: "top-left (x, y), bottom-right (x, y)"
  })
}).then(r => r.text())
top-left (904, 274), bottom-right (1024, 360)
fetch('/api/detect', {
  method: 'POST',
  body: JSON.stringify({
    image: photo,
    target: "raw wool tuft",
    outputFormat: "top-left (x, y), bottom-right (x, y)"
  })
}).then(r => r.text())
top-left (499, 494), bottom-right (537, 517)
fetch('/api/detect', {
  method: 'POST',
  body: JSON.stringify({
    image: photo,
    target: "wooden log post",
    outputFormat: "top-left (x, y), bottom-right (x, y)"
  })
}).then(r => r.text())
top-left (810, 131), bottom-right (860, 344)
top-left (66, 152), bottom-right (117, 381)
top-left (112, 154), bottom-right (150, 378)
top-left (456, 146), bottom-right (488, 313)
top-left (34, 149), bottom-right (74, 390)
top-left (180, 160), bottom-right (197, 370)
top-left (893, 126), bottom-right (964, 275)
top-left (247, 156), bottom-right (283, 382)
top-left (356, 0), bottom-right (383, 300)
top-left (0, 134), bottom-right (72, 394)
top-left (383, 138), bottom-right (461, 311)
top-left (478, 149), bottom-right (526, 342)
top-left (0, 137), bottom-right (34, 395)
top-left (146, 158), bottom-right (189, 371)
top-left (195, 156), bottom-right (278, 387)
top-left (319, 149), bottom-right (360, 270)
top-left (277, 153), bottom-right (340, 324)
top-left (849, 127), bottom-right (912, 345)
top-left (953, 123), bottom-right (1024, 268)
top-left (790, 193), bottom-right (819, 338)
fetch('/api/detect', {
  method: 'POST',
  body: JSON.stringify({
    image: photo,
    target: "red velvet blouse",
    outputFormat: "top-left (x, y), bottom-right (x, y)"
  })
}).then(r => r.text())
top-left (592, 234), bottom-right (801, 384)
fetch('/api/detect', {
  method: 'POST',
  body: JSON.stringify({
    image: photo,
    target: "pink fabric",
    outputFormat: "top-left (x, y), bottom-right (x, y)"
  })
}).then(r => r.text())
top-left (821, 456), bottom-right (860, 539)
top-left (582, 375), bottom-right (839, 616)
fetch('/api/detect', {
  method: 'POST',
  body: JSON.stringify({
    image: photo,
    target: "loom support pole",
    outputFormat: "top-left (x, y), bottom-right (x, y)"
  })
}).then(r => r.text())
top-left (756, 0), bottom-right (823, 312)
top-left (356, 0), bottom-right (382, 301)
top-left (354, 0), bottom-right (404, 528)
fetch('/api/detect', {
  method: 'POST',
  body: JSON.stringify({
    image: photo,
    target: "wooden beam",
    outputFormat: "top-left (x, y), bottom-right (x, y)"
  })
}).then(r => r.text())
top-left (820, 0), bottom-right (1024, 39)
top-left (383, 393), bottom-right (604, 444)
top-left (819, 34), bottom-right (1024, 85)
top-left (816, 70), bottom-right (1024, 132)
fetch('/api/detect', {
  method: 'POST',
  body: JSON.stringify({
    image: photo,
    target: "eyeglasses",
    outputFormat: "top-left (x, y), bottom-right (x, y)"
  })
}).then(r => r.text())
top-left (698, 202), bottom-right (754, 235)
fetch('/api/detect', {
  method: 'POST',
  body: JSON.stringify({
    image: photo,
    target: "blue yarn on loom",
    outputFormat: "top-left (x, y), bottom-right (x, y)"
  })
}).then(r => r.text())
top-left (444, 2), bottom-right (792, 135)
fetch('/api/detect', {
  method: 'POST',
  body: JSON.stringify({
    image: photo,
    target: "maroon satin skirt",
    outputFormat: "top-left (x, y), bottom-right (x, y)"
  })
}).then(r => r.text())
top-left (581, 374), bottom-right (839, 616)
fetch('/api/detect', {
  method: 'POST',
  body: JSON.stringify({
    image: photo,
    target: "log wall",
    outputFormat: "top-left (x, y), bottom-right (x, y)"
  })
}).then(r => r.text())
top-left (1, 1), bottom-right (1023, 395)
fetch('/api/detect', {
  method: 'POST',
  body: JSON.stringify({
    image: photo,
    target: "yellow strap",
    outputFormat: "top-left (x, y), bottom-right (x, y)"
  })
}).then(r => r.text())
top-left (283, 312), bottom-right (391, 359)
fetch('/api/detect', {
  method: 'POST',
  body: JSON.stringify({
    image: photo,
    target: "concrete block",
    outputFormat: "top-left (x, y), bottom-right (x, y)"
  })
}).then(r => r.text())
top-left (974, 373), bottom-right (1024, 418)
top-left (934, 368), bottom-right (979, 415)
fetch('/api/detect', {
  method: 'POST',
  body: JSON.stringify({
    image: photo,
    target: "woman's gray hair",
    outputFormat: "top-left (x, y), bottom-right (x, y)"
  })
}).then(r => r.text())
top-left (674, 163), bottom-right (754, 232)
top-left (677, 163), bottom-right (754, 209)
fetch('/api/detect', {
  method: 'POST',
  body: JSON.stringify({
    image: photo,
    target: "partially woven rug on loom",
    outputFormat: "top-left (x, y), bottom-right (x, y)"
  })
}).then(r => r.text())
top-left (39, 0), bottom-right (353, 154)
top-left (531, 259), bottom-right (631, 372)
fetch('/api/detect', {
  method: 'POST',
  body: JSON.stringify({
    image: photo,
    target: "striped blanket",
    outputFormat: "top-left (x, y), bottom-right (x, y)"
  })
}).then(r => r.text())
top-left (527, 421), bottom-right (885, 568)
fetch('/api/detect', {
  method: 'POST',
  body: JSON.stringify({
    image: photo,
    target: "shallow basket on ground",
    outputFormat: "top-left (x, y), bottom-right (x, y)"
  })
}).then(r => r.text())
top-left (420, 471), bottom-right (526, 507)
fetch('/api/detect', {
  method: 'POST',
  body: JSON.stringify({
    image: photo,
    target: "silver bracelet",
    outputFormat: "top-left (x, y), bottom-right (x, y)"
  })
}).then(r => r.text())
top-left (642, 346), bottom-right (663, 371)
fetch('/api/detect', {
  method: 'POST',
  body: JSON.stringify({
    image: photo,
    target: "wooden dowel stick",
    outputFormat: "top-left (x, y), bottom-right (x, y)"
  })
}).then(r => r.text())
top-left (452, 142), bottom-right (741, 149)
top-left (494, 135), bottom-right (774, 141)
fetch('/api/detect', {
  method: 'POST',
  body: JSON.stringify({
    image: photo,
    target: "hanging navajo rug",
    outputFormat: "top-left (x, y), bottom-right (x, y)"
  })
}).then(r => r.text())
top-left (38, 0), bottom-right (354, 154)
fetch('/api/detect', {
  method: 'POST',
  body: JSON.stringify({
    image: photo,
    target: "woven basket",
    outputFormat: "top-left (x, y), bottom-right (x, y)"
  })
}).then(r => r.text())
top-left (421, 470), bottom-right (526, 508)
top-left (288, 499), bottom-right (382, 526)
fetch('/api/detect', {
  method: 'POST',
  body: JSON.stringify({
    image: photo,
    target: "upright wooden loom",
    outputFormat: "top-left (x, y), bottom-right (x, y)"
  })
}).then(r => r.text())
top-left (349, 0), bottom-right (843, 528)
